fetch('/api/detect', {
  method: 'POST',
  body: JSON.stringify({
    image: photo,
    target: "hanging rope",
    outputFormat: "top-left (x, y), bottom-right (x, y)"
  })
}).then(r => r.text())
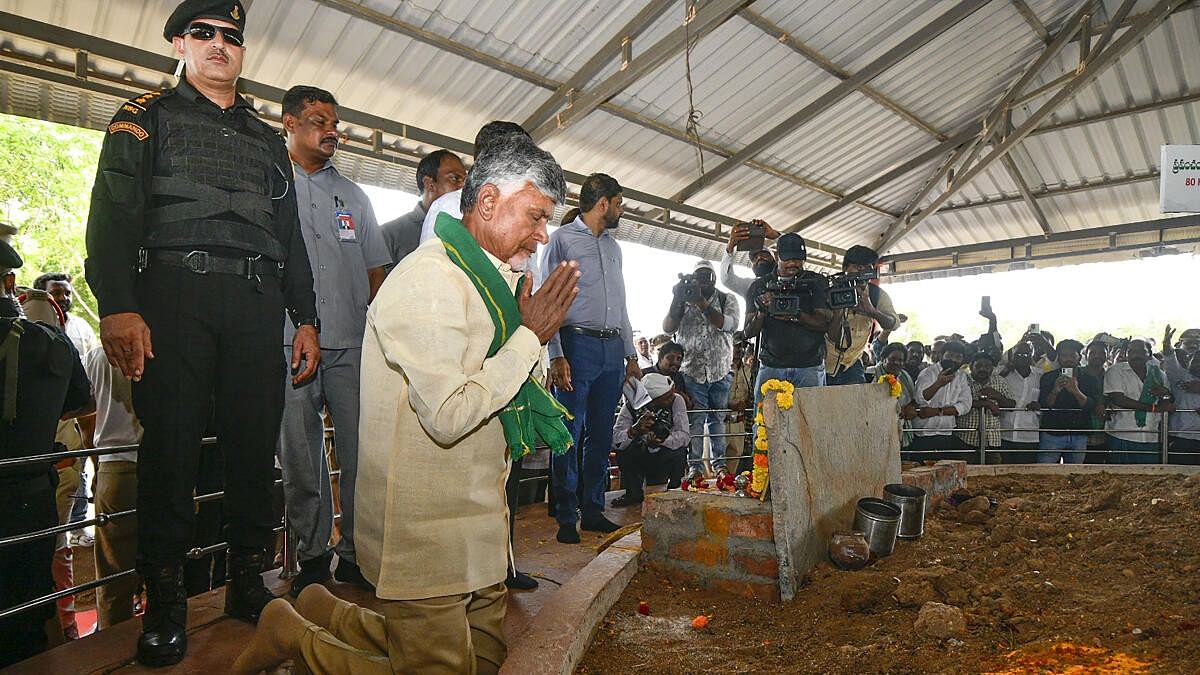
top-left (683, 0), bottom-right (706, 177)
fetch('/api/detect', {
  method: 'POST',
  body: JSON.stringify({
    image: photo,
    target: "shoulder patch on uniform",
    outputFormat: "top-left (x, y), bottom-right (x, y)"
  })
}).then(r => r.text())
top-left (109, 121), bottom-right (150, 141)
top-left (122, 89), bottom-right (167, 113)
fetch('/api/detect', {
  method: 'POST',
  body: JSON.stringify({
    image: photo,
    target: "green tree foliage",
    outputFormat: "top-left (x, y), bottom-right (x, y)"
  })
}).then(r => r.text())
top-left (0, 113), bottom-right (103, 330)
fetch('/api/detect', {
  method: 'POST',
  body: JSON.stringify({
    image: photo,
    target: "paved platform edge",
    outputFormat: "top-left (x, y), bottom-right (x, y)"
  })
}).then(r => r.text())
top-left (967, 463), bottom-right (1200, 476)
top-left (500, 530), bottom-right (642, 675)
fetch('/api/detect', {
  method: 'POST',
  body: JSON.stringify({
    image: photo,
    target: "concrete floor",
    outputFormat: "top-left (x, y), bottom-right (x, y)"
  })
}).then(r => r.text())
top-left (2, 490), bottom-right (649, 674)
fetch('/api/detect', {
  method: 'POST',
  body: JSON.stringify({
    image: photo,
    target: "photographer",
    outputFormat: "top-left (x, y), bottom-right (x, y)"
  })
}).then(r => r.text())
top-left (744, 233), bottom-right (843, 392)
top-left (1161, 326), bottom-right (1200, 464)
top-left (612, 374), bottom-right (690, 506)
top-left (1038, 339), bottom-right (1101, 464)
top-left (664, 260), bottom-right (739, 477)
top-left (721, 219), bottom-right (779, 299)
top-left (825, 245), bottom-right (899, 386)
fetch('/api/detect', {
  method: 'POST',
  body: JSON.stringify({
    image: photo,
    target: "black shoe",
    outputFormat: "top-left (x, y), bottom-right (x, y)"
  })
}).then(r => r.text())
top-left (505, 571), bottom-right (539, 591)
top-left (333, 557), bottom-right (375, 592)
top-left (225, 547), bottom-right (275, 624)
top-left (556, 523), bottom-right (580, 544)
top-left (289, 552), bottom-right (333, 597)
top-left (137, 563), bottom-right (187, 667)
top-left (581, 514), bottom-right (621, 533)
top-left (611, 493), bottom-right (644, 507)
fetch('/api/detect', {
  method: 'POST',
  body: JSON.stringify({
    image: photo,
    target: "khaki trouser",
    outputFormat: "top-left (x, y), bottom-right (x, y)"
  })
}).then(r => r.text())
top-left (53, 460), bottom-right (80, 634)
top-left (299, 582), bottom-right (507, 674)
top-left (94, 461), bottom-right (139, 628)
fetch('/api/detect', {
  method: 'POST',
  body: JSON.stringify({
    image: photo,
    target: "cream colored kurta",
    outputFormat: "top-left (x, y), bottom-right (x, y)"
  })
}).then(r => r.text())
top-left (355, 238), bottom-right (542, 601)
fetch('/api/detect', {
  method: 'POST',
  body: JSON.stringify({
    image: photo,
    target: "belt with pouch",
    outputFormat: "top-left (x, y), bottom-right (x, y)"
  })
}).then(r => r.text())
top-left (563, 326), bottom-right (621, 340)
top-left (141, 249), bottom-right (285, 278)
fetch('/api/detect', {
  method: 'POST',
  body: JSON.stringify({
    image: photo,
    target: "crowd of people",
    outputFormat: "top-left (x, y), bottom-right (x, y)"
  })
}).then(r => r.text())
top-left (1, 1), bottom-right (1197, 673)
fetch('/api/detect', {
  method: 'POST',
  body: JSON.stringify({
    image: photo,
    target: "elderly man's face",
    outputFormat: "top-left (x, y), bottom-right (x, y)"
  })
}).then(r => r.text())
top-left (481, 182), bottom-right (554, 271)
top-left (635, 336), bottom-right (650, 356)
top-left (173, 18), bottom-right (244, 87)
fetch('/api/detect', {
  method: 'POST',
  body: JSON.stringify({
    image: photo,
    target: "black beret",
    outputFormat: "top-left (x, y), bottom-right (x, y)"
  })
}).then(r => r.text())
top-left (0, 238), bottom-right (22, 270)
top-left (776, 233), bottom-right (807, 261)
top-left (163, 0), bottom-right (247, 42)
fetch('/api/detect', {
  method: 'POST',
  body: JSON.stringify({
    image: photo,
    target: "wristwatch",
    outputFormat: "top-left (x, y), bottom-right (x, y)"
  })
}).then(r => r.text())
top-left (294, 316), bottom-right (321, 333)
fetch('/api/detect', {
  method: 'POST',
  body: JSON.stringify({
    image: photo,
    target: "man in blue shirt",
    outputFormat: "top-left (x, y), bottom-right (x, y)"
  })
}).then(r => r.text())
top-left (542, 173), bottom-right (640, 543)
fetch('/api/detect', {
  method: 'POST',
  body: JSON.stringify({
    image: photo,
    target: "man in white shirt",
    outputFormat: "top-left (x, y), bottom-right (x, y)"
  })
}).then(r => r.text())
top-left (1104, 338), bottom-right (1172, 463)
top-left (720, 220), bottom-right (778, 302)
top-left (999, 341), bottom-right (1041, 463)
top-left (910, 340), bottom-right (973, 461)
top-left (83, 346), bottom-right (142, 629)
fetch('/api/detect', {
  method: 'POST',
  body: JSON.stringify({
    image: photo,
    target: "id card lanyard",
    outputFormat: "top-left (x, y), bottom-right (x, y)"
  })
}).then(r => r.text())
top-left (334, 195), bottom-right (357, 242)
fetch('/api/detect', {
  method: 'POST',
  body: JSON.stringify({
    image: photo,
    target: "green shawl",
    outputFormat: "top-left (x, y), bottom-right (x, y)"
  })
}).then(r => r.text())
top-left (1135, 364), bottom-right (1165, 428)
top-left (435, 212), bottom-right (573, 460)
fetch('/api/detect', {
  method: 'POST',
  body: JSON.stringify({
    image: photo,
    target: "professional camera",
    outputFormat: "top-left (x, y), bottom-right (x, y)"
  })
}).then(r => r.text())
top-left (675, 273), bottom-right (700, 302)
top-left (764, 274), bottom-right (827, 317)
top-left (826, 268), bottom-right (878, 310)
top-left (636, 405), bottom-right (675, 443)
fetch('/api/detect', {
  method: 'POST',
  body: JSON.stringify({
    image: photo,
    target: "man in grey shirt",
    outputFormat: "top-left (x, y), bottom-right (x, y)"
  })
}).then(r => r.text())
top-left (380, 149), bottom-right (465, 267)
top-left (279, 86), bottom-right (389, 594)
top-left (542, 173), bottom-right (640, 544)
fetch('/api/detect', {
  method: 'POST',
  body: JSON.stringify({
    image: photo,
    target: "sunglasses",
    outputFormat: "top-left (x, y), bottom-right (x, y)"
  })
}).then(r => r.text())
top-left (183, 22), bottom-right (245, 47)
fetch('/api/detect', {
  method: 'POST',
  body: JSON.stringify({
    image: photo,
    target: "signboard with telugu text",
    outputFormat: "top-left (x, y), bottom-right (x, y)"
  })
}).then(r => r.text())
top-left (1161, 145), bottom-right (1200, 213)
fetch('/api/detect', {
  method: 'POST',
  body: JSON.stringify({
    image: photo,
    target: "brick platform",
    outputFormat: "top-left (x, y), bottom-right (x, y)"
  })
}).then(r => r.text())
top-left (642, 491), bottom-right (780, 602)
top-left (901, 460), bottom-right (968, 506)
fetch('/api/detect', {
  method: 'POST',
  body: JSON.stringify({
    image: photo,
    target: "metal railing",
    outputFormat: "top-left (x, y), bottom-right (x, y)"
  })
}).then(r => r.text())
top-left (0, 435), bottom-right (288, 624)
top-left (3, 402), bottom-right (1193, 630)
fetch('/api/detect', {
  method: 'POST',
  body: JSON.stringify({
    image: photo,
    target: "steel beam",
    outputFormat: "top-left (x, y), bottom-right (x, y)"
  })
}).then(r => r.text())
top-left (521, 0), bottom-right (676, 131)
top-left (1029, 90), bottom-right (1200, 136)
top-left (938, 170), bottom-right (1159, 212)
top-left (296, 3), bottom-right (874, 222)
top-left (670, 0), bottom-right (989, 204)
top-left (1010, 0), bottom-right (1051, 43)
top-left (737, 8), bottom-right (946, 140)
top-left (785, 128), bottom-right (976, 233)
top-left (881, 212), bottom-right (1200, 272)
top-left (528, 0), bottom-right (751, 143)
top-left (1088, 0), bottom-right (1137, 56)
top-left (879, 0), bottom-right (1183, 253)
top-left (999, 154), bottom-right (1053, 235)
top-left (876, 0), bottom-right (1092, 250)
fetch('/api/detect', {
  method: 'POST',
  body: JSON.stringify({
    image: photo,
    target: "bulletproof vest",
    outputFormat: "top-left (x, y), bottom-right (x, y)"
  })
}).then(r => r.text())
top-left (145, 101), bottom-right (287, 260)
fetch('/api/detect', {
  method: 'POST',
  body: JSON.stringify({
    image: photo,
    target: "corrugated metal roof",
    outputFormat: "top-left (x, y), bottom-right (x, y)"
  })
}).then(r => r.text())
top-left (0, 0), bottom-right (1196, 270)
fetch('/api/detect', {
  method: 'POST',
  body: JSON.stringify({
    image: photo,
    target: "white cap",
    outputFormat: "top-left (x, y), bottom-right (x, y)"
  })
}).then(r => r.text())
top-left (642, 373), bottom-right (674, 398)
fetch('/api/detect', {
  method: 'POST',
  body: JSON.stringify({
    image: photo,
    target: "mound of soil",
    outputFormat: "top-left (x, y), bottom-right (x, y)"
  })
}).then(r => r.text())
top-left (579, 473), bottom-right (1200, 674)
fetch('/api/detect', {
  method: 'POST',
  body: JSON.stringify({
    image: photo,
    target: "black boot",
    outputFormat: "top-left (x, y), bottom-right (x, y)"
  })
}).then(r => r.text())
top-left (137, 563), bottom-right (188, 667)
top-left (289, 551), bottom-right (333, 597)
top-left (224, 547), bottom-right (275, 623)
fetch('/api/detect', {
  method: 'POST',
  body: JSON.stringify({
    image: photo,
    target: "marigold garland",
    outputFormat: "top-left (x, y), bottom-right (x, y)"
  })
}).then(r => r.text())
top-left (877, 373), bottom-right (902, 398)
top-left (748, 379), bottom-right (794, 499)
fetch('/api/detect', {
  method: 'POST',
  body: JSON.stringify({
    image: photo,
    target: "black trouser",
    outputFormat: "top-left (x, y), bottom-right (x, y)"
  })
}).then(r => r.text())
top-left (132, 265), bottom-right (285, 568)
top-left (905, 434), bottom-right (972, 463)
top-left (999, 440), bottom-right (1040, 464)
top-left (0, 470), bottom-right (58, 668)
top-left (618, 440), bottom-right (686, 500)
top-left (1169, 436), bottom-right (1200, 465)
